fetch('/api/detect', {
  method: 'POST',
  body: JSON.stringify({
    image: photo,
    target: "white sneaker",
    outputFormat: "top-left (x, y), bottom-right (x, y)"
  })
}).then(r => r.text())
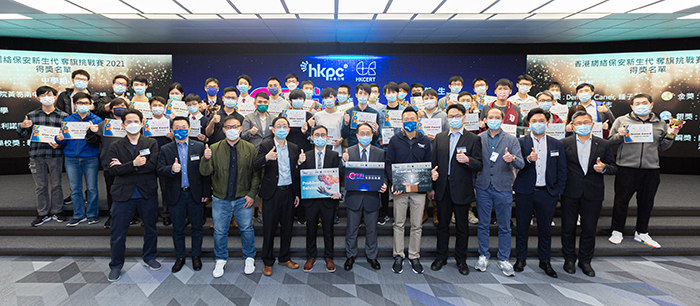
top-left (577, 215), bottom-right (581, 226)
top-left (634, 232), bottom-right (661, 248)
top-left (609, 230), bottom-right (623, 245)
top-left (551, 220), bottom-right (556, 227)
top-left (244, 257), bottom-right (255, 274)
top-left (530, 218), bottom-right (535, 226)
top-left (468, 210), bottom-right (478, 225)
top-left (497, 260), bottom-right (515, 277)
top-left (475, 255), bottom-right (489, 272)
top-left (213, 260), bottom-right (226, 278)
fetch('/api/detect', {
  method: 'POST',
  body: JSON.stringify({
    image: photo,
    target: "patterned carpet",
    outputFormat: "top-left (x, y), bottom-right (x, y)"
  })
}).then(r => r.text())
top-left (1, 255), bottom-right (698, 306)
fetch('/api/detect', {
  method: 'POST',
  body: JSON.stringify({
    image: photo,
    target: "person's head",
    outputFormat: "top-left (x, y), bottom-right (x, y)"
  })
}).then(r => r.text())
top-left (149, 96), bottom-right (167, 116)
top-left (289, 89), bottom-right (306, 109)
top-left (255, 91), bottom-right (270, 113)
top-left (446, 103), bottom-right (467, 130)
top-left (267, 77), bottom-right (281, 96)
top-left (203, 77), bottom-right (219, 97)
top-left (184, 93), bottom-right (201, 114)
top-left (382, 82), bottom-right (399, 103)
top-left (221, 87), bottom-right (239, 108)
top-left (237, 75), bottom-right (252, 93)
top-left (72, 92), bottom-right (92, 114)
top-left (272, 116), bottom-right (290, 139)
top-left (576, 83), bottom-right (595, 103)
top-left (356, 83), bottom-right (371, 105)
top-left (300, 80), bottom-right (314, 98)
top-left (547, 82), bottom-right (562, 100)
top-left (132, 76), bottom-right (149, 96)
top-left (121, 109), bottom-right (143, 134)
top-left (566, 104), bottom-right (586, 124)
top-left (448, 75), bottom-right (464, 92)
top-left (516, 74), bottom-right (534, 94)
top-left (536, 90), bottom-right (555, 111)
top-left (112, 75), bottom-right (129, 95)
top-left (457, 92), bottom-right (473, 108)
top-left (109, 97), bottom-right (128, 118)
top-left (222, 115), bottom-right (243, 141)
top-left (72, 70), bottom-right (90, 90)
top-left (168, 82), bottom-right (185, 101)
top-left (170, 116), bottom-right (190, 141)
top-left (356, 123), bottom-right (373, 146)
top-left (527, 107), bottom-right (550, 135)
top-left (36, 86), bottom-right (57, 105)
top-left (570, 111), bottom-right (593, 136)
top-left (311, 125), bottom-right (328, 148)
top-left (631, 93), bottom-right (653, 117)
top-left (486, 107), bottom-right (504, 131)
top-left (494, 78), bottom-right (513, 100)
top-left (320, 87), bottom-right (337, 108)
top-left (337, 84), bottom-right (350, 103)
top-left (398, 82), bottom-right (410, 99)
top-left (285, 73), bottom-right (299, 90)
top-left (401, 106), bottom-right (419, 133)
top-left (410, 83), bottom-right (424, 96)
top-left (422, 89), bottom-right (438, 110)
top-left (472, 77), bottom-right (488, 94)
top-left (369, 83), bottom-right (380, 101)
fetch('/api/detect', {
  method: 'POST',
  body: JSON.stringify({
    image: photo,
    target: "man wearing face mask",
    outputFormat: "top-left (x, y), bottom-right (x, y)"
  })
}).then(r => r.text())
top-left (509, 74), bottom-right (537, 107)
top-left (397, 82), bottom-right (411, 107)
top-left (379, 82), bottom-right (406, 150)
top-left (184, 94), bottom-right (210, 143)
top-left (284, 73), bottom-right (299, 100)
top-left (314, 87), bottom-right (345, 155)
top-left (438, 76), bottom-right (464, 111)
top-left (56, 70), bottom-right (97, 115)
top-left (267, 77), bottom-right (291, 117)
top-left (341, 83), bottom-right (382, 147)
top-left (607, 93), bottom-right (680, 249)
top-left (94, 75), bottom-right (130, 119)
top-left (472, 77), bottom-right (497, 110)
top-left (368, 83), bottom-right (384, 112)
top-left (512, 108), bottom-right (567, 278)
top-left (242, 92), bottom-right (275, 151)
top-left (420, 89), bottom-right (449, 142)
top-left (148, 96), bottom-right (174, 226)
top-left (131, 76), bottom-right (150, 103)
top-left (206, 87), bottom-right (245, 145)
top-left (286, 89), bottom-right (316, 225)
top-left (200, 116), bottom-right (261, 277)
top-left (18, 86), bottom-right (69, 227)
top-left (203, 77), bottom-right (223, 117)
top-left (336, 84), bottom-right (353, 113)
top-left (535, 91), bottom-right (563, 124)
top-left (236, 75), bottom-right (254, 105)
top-left (573, 83), bottom-right (615, 137)
top-left (480, 79), bottom-right (524, 128)
top-left (105, 109), bottom-right (160, 282)
top-left (55, 92), bottom-right (103, 227)
top-left (562, 111), bottom-right (617, 277)
top-left (157, 116), bottom-right (211, 273)
top-left (300, 80), bottom-right (323, 114)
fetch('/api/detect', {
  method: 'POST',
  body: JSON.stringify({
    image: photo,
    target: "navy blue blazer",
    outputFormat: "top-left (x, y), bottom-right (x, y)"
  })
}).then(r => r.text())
top-left (513, 134), bottom-right (567, 196)
top-left (157, 139), bottom-right (211, 205)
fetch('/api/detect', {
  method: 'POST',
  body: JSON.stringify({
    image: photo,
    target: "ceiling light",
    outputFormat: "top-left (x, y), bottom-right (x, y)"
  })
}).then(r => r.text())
top-left (285, 0), bottom-right (334, 14)
top-left (387, 0), bottom-right (442, 14)
top-left (375, 14), bottom-right (414, 20)
top-left (297, 14), bottom-right (335, 19)
top-left (566, 13), bottom-right (610, 19)
top-left (0, 13), bottom-right (31, 19)
top-left (68, 0), bottom-right (139, 14)
top-left (527, 13), bottom-right (570, 19)
top-left (484, 0), bottom-right (551, 13)
top-left (122, 0), bottom-right (187, 14)
top-left (583, 0), bottom-right (659, 13)
top-left (678, 13), bottom-right (700, 19)
top-left (630, 0), bottom-right (700, 13)
top-left (13, 0), bottom-right (91, 14)
top-left (220, 14), bottom-right (259, 19)
top-left (534, 0), bottom-right (606, 13)
top-left (182, 14), bottom-right (222, 19)
top-left (142, 14), bottom-right (184, 19)
top-left (338, 0), bottom-right (388, 13)
top-left (230, 0), bottom-right (286, 14)
top-left (436, 0), bottom-right (497, 14)
top-left (489, 13), bottom-right (533, 20)
top-left (451, 14), bottom-right (493, 20)
top-left (413, 14), bottom-right (454, 20)
top-left (176, 0), bottom-right (237, 14)
top-left (258, 14), bottom-right (297, 19)
top-left (337, 14), bottom-right (375, 20)
top-left (102, 14), bottom-right (145, 19)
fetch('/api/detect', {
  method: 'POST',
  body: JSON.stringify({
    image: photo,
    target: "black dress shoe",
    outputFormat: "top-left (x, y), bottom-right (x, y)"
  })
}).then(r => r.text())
top-left (172, 258), bottom-right (186, 273)
top-left (578, 262), bottom-right (595, 277)
top-left (344, 257), bottom-right (355, 271)
top-left (192, 256), bottom-right (202, 271)
top-left (539, 262), bottom-right (558, 278)
top-left (457, 262), bottom-right (470, 275)
top-left (513, 259), bottom-right (526, 272)
top-left (202, 215), bottom-right (207, 226)
top-left (431, 259), bottom-right (447, 271)
top-left (563, 261), bottom-right (576, 274)
top-left (367, 258), bottom-right (381, 270)
top-left (103, 216), bottom-right (111, 229)
top-left (163, 216), bottom-right (172, 226)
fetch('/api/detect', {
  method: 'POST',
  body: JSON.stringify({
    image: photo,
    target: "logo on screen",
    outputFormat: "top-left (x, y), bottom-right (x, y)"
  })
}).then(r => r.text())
top-left (300, 60), bottom-right (346, 81)
top-left (355, 61), bottom-right (376, 76)
top-left (347, 172), bottom-right (381, 181)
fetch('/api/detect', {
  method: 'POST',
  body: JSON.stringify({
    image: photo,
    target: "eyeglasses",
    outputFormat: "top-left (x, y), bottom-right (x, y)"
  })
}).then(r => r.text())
top-left (273, 125), bottom-right (288, 129)
top-left (75, 101), bottom-right (91, 105)
top-left (538, 99), bottom-right (552, 103)
top-left (573, 121), bottom-right (592, 126)
top-left (357, 132), bottom-right (372, 136)
top-left (447, 115), bottom-right (463, 119)
top-left (223, 125), bottom-right (241, 130)
top-left (313, 133), bottom-right (327, 138)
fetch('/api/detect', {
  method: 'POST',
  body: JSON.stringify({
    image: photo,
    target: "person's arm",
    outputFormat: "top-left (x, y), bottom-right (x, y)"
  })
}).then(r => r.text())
top-left (138, 140), bottom-right (159, 173)
top-left (510, 138), bottom-right (525, 170)
top-left (385, 141), bottom-right (395, 182)
top-left (157, 147), bottom-right (176, 178)
top-left (248, 147), bottom-right (262, 199)
top-left (602, 141), bottom-right (618, 175)
top-left (341, 110), bottom-right (351, 139)
top-left (555, 141), bottom-right (567, 195)
top-left (16, 114), bottom-right (32, 139)
top-left (253, 141), bottom-right (270, 171)
top-left (93, 96), bottom-right (111, 118)
top-left (241, 116), bottom-right (253, 140)
top-left (199, 144), bottom-right (213, 176)
top-left (107, 143), bottom-right (136, 176)
top-left (608, 118), bottom-right (624, 145)
top-left (205, 113), bottom-right (217, 137)
top-left (465, 137), bottom-right (483, 171)
top-left (658, 124), bottom-right (675, 151)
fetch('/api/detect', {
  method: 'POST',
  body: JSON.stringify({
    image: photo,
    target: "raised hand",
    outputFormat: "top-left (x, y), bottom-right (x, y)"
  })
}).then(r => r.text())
top-left (593, 157), bottom-right (606, 173)
top-left (266, 146), bottom-right (277, 161)
top-left (503, 147), bottom-right (514, 163)
top-left (133, 153), bottom-right (147, 167)
top-left (55, 133), bottom-right (64, 142)
top-left (20, 116), bottom-right (33, 129)
top-left (88, 121), bottom-right (98, 133)
top-left (602, 120), bottom-right (610, 130)
top-left (172, 157), bottom-right (181, 173)
top-left (456, 151), bottom-right (470, 164)
top-left (342, 148), bottom-right (349, 162)
top-left (298, 149), bottom-right (306, 164)
top-left (211, 113), bottom-right (221, 124)
top-left (197, 133), bottom-right (206, 141)
top-left (109, 158), bottom-right (121, 167)
top-left (308, 116), bottom-right (315, 127)
top-left (527, 147), bottom-right (537, 162)
top-left (618, 125), bottom-right (628, 136)
top-left (250, 123), bottom-right (258, 135)
top-left (431, 166), bottom-right (439, 181)
top-left (597, 103), bottom-right (609, 113)
top-left (204, 144), bottom-right (212, 159)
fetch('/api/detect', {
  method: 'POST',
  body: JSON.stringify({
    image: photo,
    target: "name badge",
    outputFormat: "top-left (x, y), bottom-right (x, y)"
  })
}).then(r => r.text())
top-left (139, 148), bottom-right (150, 156)
top-left (456, 147), bottom-right (466, 155)
top-left (550, 150), bottom-right (559, 157)
top-left (190, 154), bottom-right (199, 161)
top-left (490, 151), bottom-right (499, 162)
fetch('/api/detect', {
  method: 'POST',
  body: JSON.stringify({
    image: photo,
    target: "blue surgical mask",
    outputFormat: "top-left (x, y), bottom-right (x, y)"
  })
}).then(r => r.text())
top-left (292, 99), bottom-right (304, 109)
top-left (224, 99), bottom-right (237, 108)
top-left (188, 106), bottom-right (199, 114)
top-left (633, 104), bottom-right (652, 117)
top-left (386, 93), bottom-right (397, 102)
top-left (403, 121), bottom-right (417, 132)
top-left (274, 128), bottom-right (289, 139)
top-left (134, 86), bottom-right (146, 96)
top-left (76, 105), bottom-right (90, 114)
top-left (303, 89), bottom-right (313, 99)
top-left (450, 85), bottom-right (462, 93)
top-left (314, 137), bottom-right (327, 148)
top-left (448, 117), bottom-right (463, 129)
top-left (487, 119), bottom-right (502, 130)
top-left (357, 96), bottom-right (369, 105)
top-left (113, 107), bottom-right (126, 117)
top-left (538, 102), bottom-right (552, 111)
top-left (206, 87), bottom-right (218, 97)
top-left (268, 86), bottom-right (280, 96)
top-left (578, 92), bottom-right (592, 103)
top-left (337, 94), bottom-right (348, 103)
top-left (74, 80), bottom-right (88, 90)
top-left (113, 84), bottom-right (126, 95)
top-left (398, 92), bottom-right (407, 100)
top-left (323, 98), bottom-right (335, 107)
top-left (358, 136), bottom-right (372, 147)
top-left (237, 84), bottom-right (248, 93)
top-left (173, 129), bottom-right (188, 140)
top-left (530, 122), bottom-right (547, 135)
top-left (257, 104), bottom-right (268, 113)
top-left (574, 124), bottom-right (592, 136)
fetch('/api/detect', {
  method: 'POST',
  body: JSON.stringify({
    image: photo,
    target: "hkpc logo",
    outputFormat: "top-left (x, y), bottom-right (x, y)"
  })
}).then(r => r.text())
top-left (300, 60), bottom-right (346, 81)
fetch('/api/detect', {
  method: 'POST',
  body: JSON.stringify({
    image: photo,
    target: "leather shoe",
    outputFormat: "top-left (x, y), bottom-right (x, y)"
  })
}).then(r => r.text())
top-left (279, 260), bottom-right (299, 269)
top-left (367, 258), bottom-right (381, 270)
top-left (163, 216), bottom-right (172, 226)
top-left (563, 261), bottom-right (576, 274)
top-left (431, 259), bottom-right (447, 271)
top-left (263, 265), bottom-right (273, 276)
top-left (514, 259), bottom-right (526, 272)
top-left (192, 256), bottom-right (202, 271)
top-left (539, 262), bottom-right (558, 278)
top-left (457, 262), bottom-right (470, 275)
top-left (172, 258), bottom-right (186, 273)
top-left (325, 258), bottom-right (336, 272)
top-left (578, 262), bottom-right (595, 277)
top-left (344, 257), bottom-right (355, 271)
top-left (303, 259), bottom-right (315, 272)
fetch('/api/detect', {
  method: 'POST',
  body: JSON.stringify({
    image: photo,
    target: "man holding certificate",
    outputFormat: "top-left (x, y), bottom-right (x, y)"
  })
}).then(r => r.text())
top-left (608, 93), bottom-right (681, 249)
top-left (341, 83), bottom-right (382, 147)
top-left (17, 86), bottom-right (69, 227)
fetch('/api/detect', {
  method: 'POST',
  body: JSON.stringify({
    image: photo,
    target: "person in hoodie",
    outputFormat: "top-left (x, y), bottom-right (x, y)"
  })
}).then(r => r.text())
top-left (56, 70), bottom-right (98, 115)
top-left (55, 92), bottom-right (103, 226)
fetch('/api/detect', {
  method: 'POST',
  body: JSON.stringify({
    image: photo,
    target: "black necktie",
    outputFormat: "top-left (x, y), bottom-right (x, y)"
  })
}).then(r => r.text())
top-left (361, 148), bottom-right (367, 162)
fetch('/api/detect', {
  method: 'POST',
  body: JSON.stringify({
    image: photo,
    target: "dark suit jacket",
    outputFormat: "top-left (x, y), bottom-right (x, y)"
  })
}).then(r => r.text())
top-left (253, 139), bottom-right (301, 200)
top-left (299, 146), bottom-right (342, 209)
top-left (562, 135), bottom-right (618, 201)
top-left (156, 139), bottom-right (211, 205)
top-left (106, 135), bottom-right (159, 202)
top-left (513, 134), bottom-right (567, 196)
top-left (344, 144), bottom-right (386, 212)
top-left (431, 129), bottom-right (483, 204)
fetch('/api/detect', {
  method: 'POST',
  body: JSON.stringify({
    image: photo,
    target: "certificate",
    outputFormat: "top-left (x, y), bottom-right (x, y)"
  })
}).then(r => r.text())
top-left (411, 96), bottom-right (424, 110)
top-left (143, 118), bottom-right (170, 137)
top-left (382, 128), bottom-right (395, 143)
top-left (592, 122), bottom-right (603, 138)
top-left (463, 113), bottom-right (479, 131)
top-left (131, 101), bottom-right (152, 119)
top-left (550, 104), bottom-right (569, 123)
top-left (282, 109), bottom-right (307, 128)
top-left (336, 102), bottom-right (354, 113)
top-left (384, 110), bottom-right (403, 128)
top-left (623, 124), bottom-right (654, 143)
top-left (302, 100), bottom-right (315, 112)
top-left (351, 111), bottom-right (377, 129)
top-left (501, 123), bottom-right (517, 136)
top-left (169, 101), bottom-right (188, 117)
top-left (300, 168), bottom-right (340, 199)
top-left (546, 123), bottom-right (565, 140)
top-left (30, 125), bottom-right (61, 143)
top-left (268, 103), bottom-right (285, 117)
top-left (104, 119), bottom-right (126, 138)
top-left (189, 118), bottom-right (201, 137)
top-left (391, 162), bottom-right (433, 193)
top-left (418, 118), bottom-right (442, 135)
top-left (236, 101), bottom-right (256, 115)
top-left (519, 101), bottom-right (538, 117)
top-left (345, 162), bottom-right (385, 192)
top-left (61, 122), bottom-right (90, 140)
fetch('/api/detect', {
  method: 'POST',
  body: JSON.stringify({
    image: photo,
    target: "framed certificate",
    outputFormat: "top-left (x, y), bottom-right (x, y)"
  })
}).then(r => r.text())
top-left (104, 119), bottom-right (126, 137)
top-left (351, 111), bottom-right (377, 129)
top-left (345, 162), bottom-right (385, 192)
top-left (61, 122), bottom-right (90, 140)
top-left (623, 124), bottom-right (654, 143)
top-left (301, 168), bottom-right (340, 199)
top-left (30, 125), bottom-right (61, 143)
top-left (391, 162), bottom-right (433, 193)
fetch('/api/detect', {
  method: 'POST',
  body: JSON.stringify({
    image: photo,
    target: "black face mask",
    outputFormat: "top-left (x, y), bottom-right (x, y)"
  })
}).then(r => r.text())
top-left (412, 92), bottom-right (422, 97)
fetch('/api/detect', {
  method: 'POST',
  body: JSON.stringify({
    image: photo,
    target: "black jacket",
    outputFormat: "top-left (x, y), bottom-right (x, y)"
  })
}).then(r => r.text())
top-left (513, 135), bottom-right (568, 196)
top-left (106, 135), bottom-right (159, 202)
top-left (253, 139), bottom-right (301, 199)
top-left (344, 144), bottom-right (386, 212)
top-left (286, 111), bottom-right (313, 152)
top-left (562, 135), bottom-right (618, 201)
top-left (431, 129), bottom-right (482, 204)
top-left (299, 146), bottom-right (341, 208)
top-left (157, 139), bottom-right (211, 205)
top-left (56, 88), bottom-right (99, 115)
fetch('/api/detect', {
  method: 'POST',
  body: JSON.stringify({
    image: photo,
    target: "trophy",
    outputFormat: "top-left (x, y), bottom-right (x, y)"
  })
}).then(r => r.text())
top-left (668, 116), bottom-right (685, 129)
top-left (208, 105), bottom-right (220, 114)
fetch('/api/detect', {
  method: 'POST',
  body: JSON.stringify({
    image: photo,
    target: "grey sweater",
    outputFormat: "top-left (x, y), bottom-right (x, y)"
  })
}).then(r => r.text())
top-left (609, 112), bottom-right (674, 169)
top-left (475, 129), bottom-right (525, 192)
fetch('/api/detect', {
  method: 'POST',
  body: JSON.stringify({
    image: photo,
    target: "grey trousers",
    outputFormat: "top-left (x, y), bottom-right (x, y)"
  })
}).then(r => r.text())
top-left (345, 207), bottom-right (378, 259)
top-left (393, 193), bottom-right (426, 259)
top-left (29, 157), bottom-right (64, 216)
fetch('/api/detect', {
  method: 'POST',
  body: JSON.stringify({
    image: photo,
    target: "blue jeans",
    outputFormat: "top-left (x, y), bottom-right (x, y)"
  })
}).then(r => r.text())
top-left (476, 185), bottom-right (512, 261)
top-left (65, 156), bottom-right (99, 219)
top-left (212, 197), bottom-right (255, 260)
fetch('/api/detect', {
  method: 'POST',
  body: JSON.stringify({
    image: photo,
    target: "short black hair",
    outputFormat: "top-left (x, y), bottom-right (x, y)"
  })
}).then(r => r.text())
top-left (121, 108), bottom-right (143, 122)
top-left (311, 125), bottom-right (327, 135)
top-left (170, 116), bottom-right (190, 129)
top-left (72, 69), bottom-right (90, 80)
top-left (486, 106), bottom-right (504, 119)
top-left (300, 80), bottom-right (314, 88)
top-left (422, 89), bottom-right (438, 98)
top-left (472, 77), bottom-right (488, 87)
top-left (254, 91), bottom-right (270, 100)
top-left (108, 97), bottom-right (128, 110)
top-left (205, 77), bottom-right (219, 86)
top-left (272, 116), bottom-right (289, 127)
top-left (285, 73), bottom-right (299, 82)
top-left (402, 106), bottom-right (418, 118)
top-left (571, 110), bottom-right (592, 123)
top-left (149, 96), bottom-right (167, 106)
top-left (446, 103), bottom-right (466, 115)
top-left (288, 89), bottom-right (305, 100)
top-left (223, 86), bottom-right (239, 96)
top-left (184, 93), bottom-right (201, 103)
top-left (383, 82), bottom-right (399, 94)
top-left (631, 93), bottom-right (652, 104)
top-left (448, 75), bottom-right (464, 85)
top-left (356, 122), bottom-right (373, 133)
top-left (112, 74), bottom-right (129, 85)
top-left (458, 92), bottom-right (473, 100)
top-left (337, 84), bottom-right (351, 93)
top-left (320, 87), bottom-right (336, 99)
top-left (526, 107), bottom-right (550, 122)
top-left (410, 83), bottom-right (424, 91)
top-left (36, 86), bottom-right (57, 97)
top-left (169, 82), bottom-right (184, 94)
top-left (548, 81), bottom-right (561, 90)
top-left (267, 76), bottom-right (281, 85)
top-left (132, 75), bottom-right (149, 86)
top-left (355, 83), bottom-right (371, 94)
top-left (72, 92), bottom-right (92, 104)
top-left (223, 115), bottom-right (242, 126)
top-left (237, 74), bottom-right (252, 86)
top-left (517, 74), bottom-right (534, 84)
top-left (494, 78), bottom-right (513, 90)
top-left (398, 82), bottom-right (410, 92)
top-left (576, 83), bottom-right (595, 92)
top-left (369, 83), bottom-right (380, 91)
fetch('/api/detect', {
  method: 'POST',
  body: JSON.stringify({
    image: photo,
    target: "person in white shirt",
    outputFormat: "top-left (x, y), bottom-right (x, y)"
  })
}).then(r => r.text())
top-left (283, 73), bottom-right (299, 100)
top-left (509, 74), bottom-right (537, 106)
top-left (314, 87), bottom-right (344, 155)
top-left (237, 75), bottom-right (255, 105)
top-left (266, 76), bottom-right (291, 117)
top-left (368, 83), bottom-right (385, 112)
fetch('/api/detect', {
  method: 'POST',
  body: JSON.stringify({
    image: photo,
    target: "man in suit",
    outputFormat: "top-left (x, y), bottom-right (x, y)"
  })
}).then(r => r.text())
top-left (300, 125), bottom-right (342, 272)
top-left (105, 109), bottom-right (160, 282)
top-left (513, 108), bottom-right (567, 278)
top-left (254, 116), bottom-right (302, 276)
top-left (157, 116), bottom-right (211, 273)
top-left (429, 104), bottom-right (483, 275)
top-left (562, 110), bottom-right (618, 277)
top-left (342, 123), bottom-right (387, 271)
top-left (242, 92), bottom-right (276, 224)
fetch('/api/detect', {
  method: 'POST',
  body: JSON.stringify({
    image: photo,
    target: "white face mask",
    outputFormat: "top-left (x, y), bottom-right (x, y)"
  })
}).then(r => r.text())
top-left (125, 123), bottom-right (142, 134)
top-left (518, 85), bottom-right (531, 94)
top-left (225, 128), bottom-right (240, 141)
top-left (39, 96), bottom-right (54, 106)
top-left (474, 85), bottom-right (487, 95)
top-left (423, 99), bottom-right (437, 110)
top-left (151, 106), bottom-right (164, 116)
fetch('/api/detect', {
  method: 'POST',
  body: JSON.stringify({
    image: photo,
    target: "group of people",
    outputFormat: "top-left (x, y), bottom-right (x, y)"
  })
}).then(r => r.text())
top-left (17, 69), bottom-right (682, 282)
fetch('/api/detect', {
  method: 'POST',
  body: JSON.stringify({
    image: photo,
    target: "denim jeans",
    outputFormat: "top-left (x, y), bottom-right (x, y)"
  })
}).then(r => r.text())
top-left (212, 196), bottom-right (255, 260)
top-left (65, 156), bottom-right (99, 219)
top-left (476, 185), bottom-right (513, 261)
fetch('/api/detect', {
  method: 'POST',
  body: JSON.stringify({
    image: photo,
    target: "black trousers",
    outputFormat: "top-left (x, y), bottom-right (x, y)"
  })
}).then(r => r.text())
top-left (304, 200), bottom-right (335, 259)
top-left (436, 183), bottom-right (470, 264)
top-left (104, 171), bottom-right (115, 211)
top-left (294, 203), bottom-right (306, 222)
top-left (612, 167), bottom-right (660, 233)
top-left (109, 196), bottom-right (158, 270)
top-left (561, 196), bottom-right (602, 264)
top-left (158, 177), bottom-right (169, 218)
top-left (170, 189), bottom-right (203, 259)
top-left (262, 185), bottom-right (294, 266)
top-left (515, 189), bottom-right (558, 263)
top-left (379, 182), bottom-right (390, 218)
